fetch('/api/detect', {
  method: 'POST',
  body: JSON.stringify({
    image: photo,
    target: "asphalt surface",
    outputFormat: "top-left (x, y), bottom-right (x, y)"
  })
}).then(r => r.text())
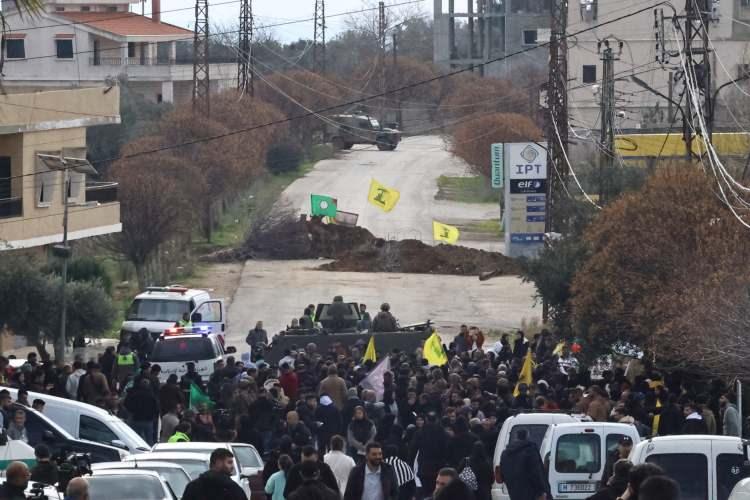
top-left (277, 135), bottom-right (504, 252)
top-left (224, 260), bottom-right (540, 346)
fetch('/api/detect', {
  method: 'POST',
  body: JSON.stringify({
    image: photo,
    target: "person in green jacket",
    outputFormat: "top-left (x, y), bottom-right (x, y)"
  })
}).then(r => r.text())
top-left (168, 421), bottom-right (192, 443)
top-left (265, 454), bottom-right (293, 500)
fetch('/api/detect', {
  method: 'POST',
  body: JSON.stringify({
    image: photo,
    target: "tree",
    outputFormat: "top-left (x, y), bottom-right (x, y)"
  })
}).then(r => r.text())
top-left (439, 73), bottom-right (534, 122)
top-left (451, 112), bottom-right (542, 178)
top-left (0, 257), bottom-right (115, 358)
top-left (571, 165), bottom-right (750, 365)
top-left (107, 141), bottom-right (191, 289)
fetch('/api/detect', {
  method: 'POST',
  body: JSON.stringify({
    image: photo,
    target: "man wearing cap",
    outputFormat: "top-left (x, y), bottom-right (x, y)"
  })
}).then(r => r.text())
top-left (600, 435), bottom-right (633, 488)
top-left (287, 460), bottom-right (340, 500)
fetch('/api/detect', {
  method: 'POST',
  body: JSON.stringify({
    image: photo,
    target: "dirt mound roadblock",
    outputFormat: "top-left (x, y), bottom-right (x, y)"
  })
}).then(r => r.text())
top-left (205, 218), bottom-right (521, 276)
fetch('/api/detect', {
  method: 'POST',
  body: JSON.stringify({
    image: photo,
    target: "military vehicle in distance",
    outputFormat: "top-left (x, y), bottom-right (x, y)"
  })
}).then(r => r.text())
top-left (325, 113), bottom-right (401, 151)
top-left (264, 302), bottom-right (431, 364)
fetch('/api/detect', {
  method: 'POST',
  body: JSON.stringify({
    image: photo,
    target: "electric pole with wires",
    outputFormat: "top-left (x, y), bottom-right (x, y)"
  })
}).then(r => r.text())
top-left (545, 0), bottom-right (569, 234)
top-left (193, 0), bottom-right (210, 116)
top-left (378, 1), bottom-right (386, 123)
top-left (237, 0), bottom-right (253, 97)
top-left (313, 0), bottom-right (326, 72)
top-left (598, 39), bottom-right (622, 204)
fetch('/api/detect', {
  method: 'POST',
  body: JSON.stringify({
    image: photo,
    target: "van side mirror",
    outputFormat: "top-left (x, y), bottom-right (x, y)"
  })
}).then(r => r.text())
top-left (226, 346), bottom-right (237, 354)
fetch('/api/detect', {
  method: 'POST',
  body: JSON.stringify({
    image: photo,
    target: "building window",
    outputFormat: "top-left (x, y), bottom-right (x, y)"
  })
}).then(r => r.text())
top-left (80, 6), bottom-right (90, 11)
top-left (4, 39), bottom-right (25, 59)
top-left (35, 156), bottom-right (56, 206)
top-left (55, 6), bottom-right (64, 11)
top-left (127, 42), bottom-right (136, 58)
top-left (56, 39), bottom-right (74, 59)
top-left (580, 0), bottom-right (598, 21)
top-left (582, 64), bottom-right (597, 83)
top-left (157, 94), bottom-right (163, 103)
top-left (522, 30), bottom-right (538, 45)
top-left (107, 6), bottom-right (117, 11)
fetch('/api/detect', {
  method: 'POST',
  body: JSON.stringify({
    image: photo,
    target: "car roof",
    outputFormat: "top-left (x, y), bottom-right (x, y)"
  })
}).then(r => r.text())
top-left (90, 469), bottom-right (163, 478)
top-left (92, 461), bottom-right (188, 470)
top-left (153, 442), bottom-right (255, 451)
top-left (550, 422), bottom-right (638, 431)
top-left (505, 413), bottom-right (577, 425)
top-left (156, 334), bottom-right (218, 343)
top-left (123, 451), bottom-right (210, 461)
top-left (2, 386), bottom-right (120, 420)
top-left (135, 289), bottom-right (207, 300)
top-left (636, 435), bottom-right (742, 444)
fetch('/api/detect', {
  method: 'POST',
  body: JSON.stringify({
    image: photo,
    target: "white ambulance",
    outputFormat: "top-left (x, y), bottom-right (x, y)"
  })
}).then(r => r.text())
top-left (149, 326), bottom-right (237, 383)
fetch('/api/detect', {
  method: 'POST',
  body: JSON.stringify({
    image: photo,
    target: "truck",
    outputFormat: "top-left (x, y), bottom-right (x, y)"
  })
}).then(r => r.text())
top-left (264, 301), bottom-right (431, 363)
top-left (325, 113), bottom-right (401, 151)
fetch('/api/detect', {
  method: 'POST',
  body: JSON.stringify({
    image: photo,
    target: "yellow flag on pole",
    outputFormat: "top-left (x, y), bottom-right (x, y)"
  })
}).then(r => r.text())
top-left (368, 179), bottom-right (400, 212)
top-left (513, 349), bottom-right (534, 397)
top-left (432, 221), bottom-right (460, 245)
top-left (552, 341), bottom-right (565, 356)
top-left (424, 331), bottom-right (448, 366)
top-left (363, 336), bottom-right (377, 362)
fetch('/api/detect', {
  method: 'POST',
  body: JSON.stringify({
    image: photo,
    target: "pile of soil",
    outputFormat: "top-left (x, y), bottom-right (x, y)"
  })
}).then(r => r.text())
top-left (204, 218), bottom-right (521, 277)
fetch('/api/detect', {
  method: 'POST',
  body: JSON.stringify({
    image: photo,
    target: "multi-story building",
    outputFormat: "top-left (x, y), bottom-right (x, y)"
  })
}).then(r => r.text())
top-left (433, 0), bottom-right (550, 78)
top-left (0, 87), bottom-right (121, 251)
top-left (0, 0), bottom-right (236, 103)
top-left (568, 0), bottom-right (750, 131)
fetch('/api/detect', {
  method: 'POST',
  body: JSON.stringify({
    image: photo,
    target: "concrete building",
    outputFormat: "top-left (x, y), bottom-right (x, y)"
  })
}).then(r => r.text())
top-left (1, 0), bottom-right (236, 103)
top-left (568, 0), bottom-right (750, 131)
top-left (433, 0), bottom-right (550, 78)
top-left (0, 87), bottom-right (122, 250)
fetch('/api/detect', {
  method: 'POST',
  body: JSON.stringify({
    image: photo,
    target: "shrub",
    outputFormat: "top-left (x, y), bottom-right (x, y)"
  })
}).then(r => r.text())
top-left (266, 142), bottom-right (303, 174)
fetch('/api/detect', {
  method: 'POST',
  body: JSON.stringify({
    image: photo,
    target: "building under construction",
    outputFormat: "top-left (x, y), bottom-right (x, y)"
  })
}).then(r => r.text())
top-left (432, 0), bottom-right (550, 78)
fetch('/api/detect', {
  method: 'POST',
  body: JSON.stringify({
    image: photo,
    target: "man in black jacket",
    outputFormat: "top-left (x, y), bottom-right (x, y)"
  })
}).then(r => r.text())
top-left (414, 413), bottom-right (448, 495)
top-left (183, 448), bottom-right (247, 500)
top-left (499, 429), bottom-right (548, 500)
top-left (288, 461), bottom-right (341, 500)
top-left (285, 446), bottom-right (340, 498)
top-left (344, 442), bottom-right (398, 500)
top-left (124, 378), bottom-right (160, 445)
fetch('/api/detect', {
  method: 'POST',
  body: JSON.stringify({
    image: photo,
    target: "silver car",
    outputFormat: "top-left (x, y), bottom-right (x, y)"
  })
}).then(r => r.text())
top-left (91, 461), bottom-right (191, 499)
top-left (85, 469), bottom-right (176, 500)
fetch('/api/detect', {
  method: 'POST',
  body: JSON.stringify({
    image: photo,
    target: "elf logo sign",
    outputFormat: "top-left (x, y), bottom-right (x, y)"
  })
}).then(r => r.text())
top-left (508, 143), bottom-right (547, 180)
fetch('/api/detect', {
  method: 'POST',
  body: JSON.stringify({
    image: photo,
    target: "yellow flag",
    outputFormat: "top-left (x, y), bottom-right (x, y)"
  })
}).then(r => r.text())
top-left (423, 331), bottom-right (448, 366)
top-left (552, 341), bottom-right (565, 356)
top-left (363, 336), bottom-right (377, 362)
top-left (368, 179), bottom-right (400, 212)
top-left (513, 349), bottom-right (534, 397)
top-left (432, 221), bottom-right (460, 245)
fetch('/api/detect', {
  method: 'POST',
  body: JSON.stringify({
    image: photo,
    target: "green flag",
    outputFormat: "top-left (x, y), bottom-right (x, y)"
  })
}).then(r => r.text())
top-left (189, 383), bottom-right (214, 410)
top-left (311, 194), bottom-right (337, 217)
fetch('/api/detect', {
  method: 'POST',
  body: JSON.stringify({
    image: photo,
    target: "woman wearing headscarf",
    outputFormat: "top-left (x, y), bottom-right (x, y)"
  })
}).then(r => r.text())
top-left (347, 405), bottom-right (376, 463)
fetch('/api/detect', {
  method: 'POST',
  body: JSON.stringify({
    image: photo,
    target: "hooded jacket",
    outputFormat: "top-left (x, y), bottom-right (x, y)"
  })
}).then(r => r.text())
top-left (499, 439), bottom-right (548, 500)
top-left (182, 470), bottom-right (248, 500)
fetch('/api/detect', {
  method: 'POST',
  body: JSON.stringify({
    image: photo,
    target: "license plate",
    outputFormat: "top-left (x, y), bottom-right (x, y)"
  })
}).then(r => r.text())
top-left (558, 482), bottom-right (596, 493)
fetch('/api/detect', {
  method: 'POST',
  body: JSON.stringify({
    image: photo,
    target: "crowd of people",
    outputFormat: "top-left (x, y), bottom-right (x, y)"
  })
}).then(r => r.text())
top-left (0, 326), bottom-right (744, 500)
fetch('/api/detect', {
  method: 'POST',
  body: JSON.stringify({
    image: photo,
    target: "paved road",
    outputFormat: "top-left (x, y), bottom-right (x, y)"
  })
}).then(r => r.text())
top-left (225, 260), bottom-right (540, 346)
top-left (277, 135), bottom-right (504, 252)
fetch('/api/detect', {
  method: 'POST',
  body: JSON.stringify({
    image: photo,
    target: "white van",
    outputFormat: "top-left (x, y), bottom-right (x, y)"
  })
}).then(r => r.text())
top-left (1, 387), bottom-right (150, 454)
top-left (149, 330), bottom-right (237, 383)
top-left (631, 435), bottom-right (750, 500)
top-left (121, 286), bottom-right (225, 341)
top-left (492, 413), bottom-right (577, 500)
top-left (540, 422), bottom-right (641, 499)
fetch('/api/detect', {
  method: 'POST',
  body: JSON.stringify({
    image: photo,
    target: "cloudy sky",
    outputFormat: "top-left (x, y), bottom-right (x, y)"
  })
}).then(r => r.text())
top-left (144, 0), bottom-right (432, 42)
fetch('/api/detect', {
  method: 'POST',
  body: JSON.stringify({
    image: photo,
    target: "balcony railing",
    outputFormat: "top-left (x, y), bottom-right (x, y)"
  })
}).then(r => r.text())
top-left (85, 182), bottom-right (118, 204)
top-left (0, 197), bottom-right (22, 219)
top-left (90, 56), bottom-right (237, 67)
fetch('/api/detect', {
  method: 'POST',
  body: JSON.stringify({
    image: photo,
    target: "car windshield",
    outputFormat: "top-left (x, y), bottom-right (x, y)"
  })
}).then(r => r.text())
top-left (150, 337), bottom-right (214, 363)
top-left (126, 299), bottom-right (190, 322)
top-left (87, 475), bottom-right (165, 500)
top-left (509, 424), bottom-right (549, 450)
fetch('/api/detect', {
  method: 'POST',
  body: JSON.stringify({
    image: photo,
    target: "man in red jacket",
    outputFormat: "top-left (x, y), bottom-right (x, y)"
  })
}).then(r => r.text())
top-left (279, 363), bottom-right (299, 401)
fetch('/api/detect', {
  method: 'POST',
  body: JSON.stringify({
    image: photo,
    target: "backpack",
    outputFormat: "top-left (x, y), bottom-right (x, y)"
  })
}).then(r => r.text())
top-left (459, 457), bottom-right (478, 491)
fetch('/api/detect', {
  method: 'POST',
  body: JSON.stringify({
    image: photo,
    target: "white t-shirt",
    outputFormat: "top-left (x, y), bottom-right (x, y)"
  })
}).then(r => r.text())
top-left (324, 450), bottom-right (356, 494)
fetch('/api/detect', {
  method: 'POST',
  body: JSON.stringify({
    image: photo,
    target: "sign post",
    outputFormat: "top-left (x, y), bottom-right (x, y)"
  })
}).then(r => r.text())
top-left (504, 142), bottom-right (548, 258)
top-left (491, 143), bottom-right (504, 189)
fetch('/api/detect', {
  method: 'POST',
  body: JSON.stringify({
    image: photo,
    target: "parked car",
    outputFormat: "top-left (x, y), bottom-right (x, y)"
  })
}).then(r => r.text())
top-left (2, 386), bottom-right (150, 454)
top-left (149, 331), bottom-right (237, 383)
top-left (10, 402), bottom-right (125, 463)
top-left (85, 468), bottom-right (177, 500)
top-left (92, 461), bottom-right (191, 499)
top-left (631, 435), bottom-right (750, 500)
top-left (150, 443), bottom-right (263, 499)
top-left (492, 412), bottom-right (577, 500)
top-left (539, 422), bottom-right (641, 499)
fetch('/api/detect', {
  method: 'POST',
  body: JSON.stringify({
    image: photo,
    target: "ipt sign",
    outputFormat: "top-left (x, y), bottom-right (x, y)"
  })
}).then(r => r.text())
top-left (508, 143), bottom-right (547, 180)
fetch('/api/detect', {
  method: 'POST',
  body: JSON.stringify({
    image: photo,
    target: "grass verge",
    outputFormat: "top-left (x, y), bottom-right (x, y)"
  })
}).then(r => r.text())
top-left (436, 175), bottom-right (499, 203)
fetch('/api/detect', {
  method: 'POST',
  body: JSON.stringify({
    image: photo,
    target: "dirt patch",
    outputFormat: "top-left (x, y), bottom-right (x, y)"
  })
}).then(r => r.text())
top-left (204, 218), bottom-right (520, 277)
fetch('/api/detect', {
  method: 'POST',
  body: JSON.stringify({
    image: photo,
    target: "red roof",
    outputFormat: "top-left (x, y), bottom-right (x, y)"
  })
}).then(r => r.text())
top-left (59, 12), bottom-right (192, 37)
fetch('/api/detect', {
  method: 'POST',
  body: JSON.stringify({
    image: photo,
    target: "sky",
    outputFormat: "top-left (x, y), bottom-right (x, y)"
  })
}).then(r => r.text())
top-left (142, 0), bottom-right (432, 42)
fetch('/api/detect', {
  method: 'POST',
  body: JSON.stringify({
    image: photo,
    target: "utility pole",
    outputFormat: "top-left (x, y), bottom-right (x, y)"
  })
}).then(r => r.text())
top-left (677, 0), bottom-right (712, 157)
top-left (378, 1), bottom-right (387, 123)
top-left (193, 0), bottom-right (210, 116)
top-left (56, 166), bottom-right (70, 363)
top-left (598, 39), bottom-right (621, 204)
top-left (238, 0), bottom-right (253, 97)
top-left (545, 0), bottom-right (569, 234)
top-left (393, 30), bottom-right (402, 128)
top-left (313, 0), bottom-right (326, 72)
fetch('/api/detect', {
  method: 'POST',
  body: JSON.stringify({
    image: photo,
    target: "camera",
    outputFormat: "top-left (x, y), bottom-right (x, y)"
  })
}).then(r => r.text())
top-left (56, 452), bottom-right (92, 493)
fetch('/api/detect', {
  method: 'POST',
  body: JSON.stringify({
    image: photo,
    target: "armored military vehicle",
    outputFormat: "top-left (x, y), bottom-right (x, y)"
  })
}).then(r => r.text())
top-left (326, 114), bottom-right (400, 151)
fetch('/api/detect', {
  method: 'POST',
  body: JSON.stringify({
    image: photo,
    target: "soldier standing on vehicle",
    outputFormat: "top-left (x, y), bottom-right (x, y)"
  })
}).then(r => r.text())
top-left (246, 321), bottom-right (268, 360)
top-left (328, 296), bottom-right (349, 331)
top-left (372, 303), bottom-right (398, 332)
